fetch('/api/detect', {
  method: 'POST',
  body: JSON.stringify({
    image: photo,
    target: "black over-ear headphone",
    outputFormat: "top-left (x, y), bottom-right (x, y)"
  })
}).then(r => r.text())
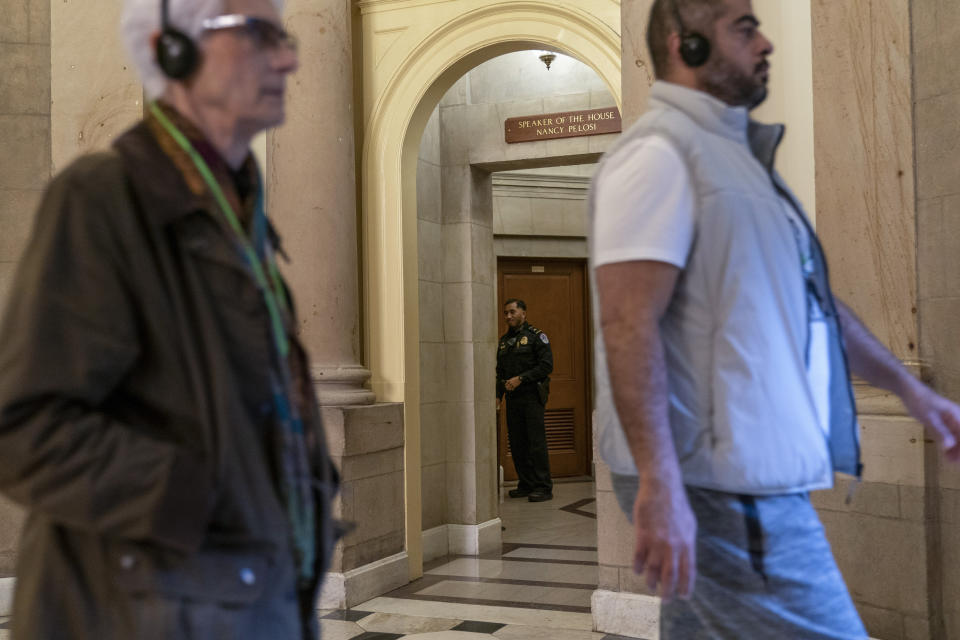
top-left (672, 0), bottom-right (711, 68)
top-left (156, 0), bottom-right (199, 79)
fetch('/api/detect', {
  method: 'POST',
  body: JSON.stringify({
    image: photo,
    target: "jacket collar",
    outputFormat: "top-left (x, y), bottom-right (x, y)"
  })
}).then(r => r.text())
top-left (649, 81), bottom-right (785, 171)
top-left (112, 108), bottom-right (284, 254)
top-left (145, 103), bottom-right (260, 227)
top-left (113, 118), bottom-right (208, 226)
top-left (509, 321), bottom-right (529, 336)
top-left (747, 120), bottom-right (786, 173)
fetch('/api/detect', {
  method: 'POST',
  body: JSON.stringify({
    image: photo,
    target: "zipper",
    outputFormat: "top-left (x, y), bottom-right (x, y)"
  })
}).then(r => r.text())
top-left (761, 131), bottom-right (862, 485)
top-left (796, 207), bottom-right (862, 485)
top-left (846, 465), bottom-right (864, 505)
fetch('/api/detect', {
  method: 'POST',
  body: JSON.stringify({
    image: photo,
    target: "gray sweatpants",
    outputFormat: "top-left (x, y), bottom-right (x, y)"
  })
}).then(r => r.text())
top-left (611, 473), bottom-right (868, 640)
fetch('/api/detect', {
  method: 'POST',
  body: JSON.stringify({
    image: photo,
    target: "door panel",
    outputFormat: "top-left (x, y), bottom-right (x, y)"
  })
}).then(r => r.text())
top-left (497, 259), bottom-right (591, 479)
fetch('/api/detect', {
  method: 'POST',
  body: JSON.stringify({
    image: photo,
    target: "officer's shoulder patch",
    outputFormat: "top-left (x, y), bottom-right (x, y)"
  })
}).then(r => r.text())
top-left (540, 332), bottom-right (549, 344)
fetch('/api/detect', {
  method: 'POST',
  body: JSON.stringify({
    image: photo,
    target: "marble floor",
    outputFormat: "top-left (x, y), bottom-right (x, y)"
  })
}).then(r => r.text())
top-left (318, 481), bottom-right (639, 640)
top-left (0, 482), bottom-right (634, 640)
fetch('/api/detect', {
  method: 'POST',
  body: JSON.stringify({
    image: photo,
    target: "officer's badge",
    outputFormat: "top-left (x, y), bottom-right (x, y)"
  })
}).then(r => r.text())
top-left (520, 336), bottom-right (528, 345)
top-left (540, 333), bottom-right (549, 344)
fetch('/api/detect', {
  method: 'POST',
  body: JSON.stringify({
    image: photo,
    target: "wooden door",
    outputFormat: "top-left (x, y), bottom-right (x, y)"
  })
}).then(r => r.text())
top-left (497, 258), bottom-right (591, 479)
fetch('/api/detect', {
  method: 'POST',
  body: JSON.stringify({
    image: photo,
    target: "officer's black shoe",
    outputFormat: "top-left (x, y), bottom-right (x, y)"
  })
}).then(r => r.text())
top-left (528, 491), bottom-right (553, 502)
top-left (508, 488), bottom-right (533, 498)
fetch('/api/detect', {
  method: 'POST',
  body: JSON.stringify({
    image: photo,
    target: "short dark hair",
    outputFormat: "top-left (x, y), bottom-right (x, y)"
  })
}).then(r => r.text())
top-left (504, 298), bottom-right (527, 311)
top-left (647, 0), bottom-right (726, 78)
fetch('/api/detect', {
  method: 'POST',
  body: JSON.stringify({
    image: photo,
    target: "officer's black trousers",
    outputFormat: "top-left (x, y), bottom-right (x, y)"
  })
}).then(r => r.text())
top-left (505, 393), bottom-right (553, 493)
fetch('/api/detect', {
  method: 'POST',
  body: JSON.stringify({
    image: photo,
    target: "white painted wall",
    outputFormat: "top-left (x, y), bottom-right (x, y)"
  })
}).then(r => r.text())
top-left (253, 132), bottom-right (268, 180)
top-left (446, 50), bottom-right (610, 106)
top-left (752, 0), bottom-right (817, 222)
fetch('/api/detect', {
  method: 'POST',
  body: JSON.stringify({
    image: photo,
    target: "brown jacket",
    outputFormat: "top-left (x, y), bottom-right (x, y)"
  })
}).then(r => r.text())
top-left (0, 121), bottom-right (339, 639)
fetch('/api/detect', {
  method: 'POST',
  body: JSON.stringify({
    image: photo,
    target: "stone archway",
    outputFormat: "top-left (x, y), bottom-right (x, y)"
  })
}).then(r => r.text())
top-left (357, 0), bottom-right (622, 577)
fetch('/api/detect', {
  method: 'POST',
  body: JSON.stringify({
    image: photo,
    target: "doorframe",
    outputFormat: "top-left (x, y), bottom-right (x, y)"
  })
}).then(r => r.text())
top-left (496, 256), bottom-right (595, 480)
top-left (359, 3), bottom-right (621, 580)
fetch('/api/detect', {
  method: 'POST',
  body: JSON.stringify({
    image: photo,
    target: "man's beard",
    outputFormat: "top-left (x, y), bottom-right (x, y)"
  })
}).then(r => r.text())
top-left (699, 56), bottom-right (769, 110)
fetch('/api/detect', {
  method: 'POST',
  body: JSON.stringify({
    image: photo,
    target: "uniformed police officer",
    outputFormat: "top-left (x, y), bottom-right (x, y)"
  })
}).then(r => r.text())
top-left (497, 298), bottom-right (554, 502)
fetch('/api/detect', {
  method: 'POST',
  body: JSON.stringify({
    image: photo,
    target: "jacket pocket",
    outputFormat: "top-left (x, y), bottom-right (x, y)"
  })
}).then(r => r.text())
top-left (176, 214), bottom-right (265, 317)
top-left (109, 541), bottom-right (274, 606)
top-left (185, 246), bottom-right (264, 317)
top-left (177, 217), bottom-right (274, 380)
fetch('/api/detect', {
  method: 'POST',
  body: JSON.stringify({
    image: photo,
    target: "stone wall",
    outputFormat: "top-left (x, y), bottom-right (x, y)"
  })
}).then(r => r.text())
top-left (419, 106), bottom-right (447, 532)
top-left (492, 165), bottom-right (593, 238)
top-left (416, 52), bottom-right (617, 559)
top-left (0, 0), bottom-right (50, 315)
top-left (325, 404), bottom-right (405, 575)
top-left (913, 0), bottom-right (960, 637)
top-left (321, 403), bottom-right (408, 608)
top-left (0, 0), bottom-right (50, 578)
top-left (811, 0), bottom-right (935, 637)
top-left (417, 91), bottom-right (500, 543)
top-left (436, 74), bottom-right (498, 534)
top-left (491, 165), bottom-right (592, 260)
top-left (493, 236), bottom-right (587, 260)
top-left (50, 1), bottom-right (141, 172)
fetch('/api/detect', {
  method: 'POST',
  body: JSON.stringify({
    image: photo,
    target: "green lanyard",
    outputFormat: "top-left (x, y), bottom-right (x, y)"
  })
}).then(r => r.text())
top-left (149, 102), bottom-right (291, 358)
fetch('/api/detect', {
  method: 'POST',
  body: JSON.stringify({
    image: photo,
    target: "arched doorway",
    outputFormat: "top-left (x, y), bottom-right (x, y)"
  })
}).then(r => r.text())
top-left (358, 1), bottom-right (622, 579)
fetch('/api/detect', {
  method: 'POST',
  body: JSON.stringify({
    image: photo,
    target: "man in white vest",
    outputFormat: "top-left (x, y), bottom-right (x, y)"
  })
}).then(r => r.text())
top-left (590, 0), bottom-right (960, 637)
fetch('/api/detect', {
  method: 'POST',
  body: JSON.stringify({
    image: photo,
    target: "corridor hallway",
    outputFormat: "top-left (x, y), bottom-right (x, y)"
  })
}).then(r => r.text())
top-left (317, 481), bottom-right (637, 639)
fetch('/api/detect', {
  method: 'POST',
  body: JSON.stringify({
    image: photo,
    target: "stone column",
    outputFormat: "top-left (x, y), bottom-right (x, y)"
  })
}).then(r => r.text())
top-left (592, 2), bottom-right (660, 639)
top-left (619, 0), bottom-right (655, 129)
top-left (811, 2), bottom-right (943, 638)
top-left (269, 0), bottom-right (408, 608)
top-left (268, 0), bottom-right (374, 407)
top-left (913, 0), bottom-right (960, 636)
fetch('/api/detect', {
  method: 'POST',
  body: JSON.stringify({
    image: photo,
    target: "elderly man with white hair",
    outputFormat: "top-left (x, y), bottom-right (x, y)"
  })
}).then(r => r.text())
top-left (0, 0), bottom-right (340, 638)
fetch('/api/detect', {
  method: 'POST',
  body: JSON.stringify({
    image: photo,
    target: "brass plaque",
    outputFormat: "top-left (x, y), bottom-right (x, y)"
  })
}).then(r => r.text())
top-left (505, 107), bottom-right (622, 144)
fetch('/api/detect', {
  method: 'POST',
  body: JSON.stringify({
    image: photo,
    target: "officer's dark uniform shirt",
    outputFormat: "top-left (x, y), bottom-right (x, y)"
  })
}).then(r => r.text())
top-left (496, 321), bottom-right (553, 400)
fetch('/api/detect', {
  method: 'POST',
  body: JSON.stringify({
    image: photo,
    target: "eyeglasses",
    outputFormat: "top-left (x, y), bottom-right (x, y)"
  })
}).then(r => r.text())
top-left (200, 14), bottom-right (297, 52)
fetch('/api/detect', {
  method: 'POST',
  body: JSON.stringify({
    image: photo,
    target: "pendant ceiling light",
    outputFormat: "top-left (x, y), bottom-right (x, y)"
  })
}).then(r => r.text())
top-left (539, 51), bottom-right (557, 71)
